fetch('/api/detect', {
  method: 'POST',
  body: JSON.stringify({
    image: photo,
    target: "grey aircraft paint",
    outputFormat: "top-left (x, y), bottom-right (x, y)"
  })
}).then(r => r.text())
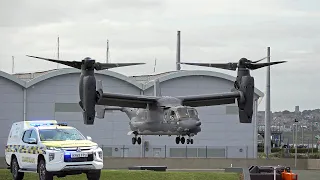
top-left (26, 55), bottom-right (286, 146)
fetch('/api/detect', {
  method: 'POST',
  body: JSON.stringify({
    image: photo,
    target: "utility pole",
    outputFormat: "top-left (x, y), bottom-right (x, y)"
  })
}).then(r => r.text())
top-left (312, 116), bottom-right (314, 153)
top-left (12, 56), bottom-right (14, 74)
top-left (106, 39), bottom-right (109, 63)
top-left (264, 47), bottom-right (271, 155)
top-left (57, 36), bottom-right (60, 69)
top-left (176, 31), bottom-right (181, 71)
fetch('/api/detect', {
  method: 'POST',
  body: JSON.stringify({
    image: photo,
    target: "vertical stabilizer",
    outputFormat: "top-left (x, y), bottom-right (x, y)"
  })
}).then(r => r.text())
top-left (154, 78), bottom-right (161, 97)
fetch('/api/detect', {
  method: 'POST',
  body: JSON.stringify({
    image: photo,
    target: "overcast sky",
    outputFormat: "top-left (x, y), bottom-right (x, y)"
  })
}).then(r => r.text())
top-left (0, 0), bottom-right (319, 112)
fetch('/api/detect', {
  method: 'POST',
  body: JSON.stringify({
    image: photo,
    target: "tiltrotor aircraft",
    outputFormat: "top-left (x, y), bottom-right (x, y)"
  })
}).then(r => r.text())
top-left (26, 55), bottom-right (286, 146)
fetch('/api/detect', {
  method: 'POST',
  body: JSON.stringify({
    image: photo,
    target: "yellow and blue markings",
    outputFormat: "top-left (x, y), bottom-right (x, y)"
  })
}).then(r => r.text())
top-left (5, 145), bottom-right (46, 154)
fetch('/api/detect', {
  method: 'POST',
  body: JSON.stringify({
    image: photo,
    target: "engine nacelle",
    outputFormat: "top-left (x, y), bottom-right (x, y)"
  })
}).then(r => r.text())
top-left (236, 75), bottom-right (254, 123)
top-left (82, 75), bottom-right (98, 125)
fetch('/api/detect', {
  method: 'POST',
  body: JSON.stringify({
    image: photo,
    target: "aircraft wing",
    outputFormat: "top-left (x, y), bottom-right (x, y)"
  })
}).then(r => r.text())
top-left (176, 91), bottom-right (241, 107)
top-left (96, 92), bottom-right (159, 108)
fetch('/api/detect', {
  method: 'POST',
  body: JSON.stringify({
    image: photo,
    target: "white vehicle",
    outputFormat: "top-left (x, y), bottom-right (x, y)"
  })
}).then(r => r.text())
top-left (5, 120), bottom-right (103, 180)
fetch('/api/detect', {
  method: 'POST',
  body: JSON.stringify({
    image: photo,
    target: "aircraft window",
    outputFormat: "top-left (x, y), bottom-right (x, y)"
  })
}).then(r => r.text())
top-left (188, 109), bottom-right (198, 118)
top-left (177, 108), bottom-right (189, 118)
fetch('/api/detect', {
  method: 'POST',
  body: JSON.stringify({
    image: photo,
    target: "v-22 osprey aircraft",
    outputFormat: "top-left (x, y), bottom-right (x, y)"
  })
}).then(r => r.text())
top-left (95, 79), bottom-right (202, 145)
top-left (26, 55), bottom-right (286, 146)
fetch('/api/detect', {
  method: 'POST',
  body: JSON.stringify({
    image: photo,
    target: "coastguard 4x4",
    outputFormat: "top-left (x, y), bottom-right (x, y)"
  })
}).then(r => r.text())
top-left (5, 120), bottom-right (103, 180)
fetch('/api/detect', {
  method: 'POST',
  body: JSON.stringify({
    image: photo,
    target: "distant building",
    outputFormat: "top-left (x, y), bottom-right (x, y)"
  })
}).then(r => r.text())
top-left (295, 106), bottom-right (300, 114)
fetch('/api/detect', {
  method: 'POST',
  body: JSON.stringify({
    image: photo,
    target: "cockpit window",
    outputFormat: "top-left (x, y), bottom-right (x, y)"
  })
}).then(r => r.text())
top-left (177, 107), bottom-right (189, 118)
top-left (188, 108), bottom-right (198, 118)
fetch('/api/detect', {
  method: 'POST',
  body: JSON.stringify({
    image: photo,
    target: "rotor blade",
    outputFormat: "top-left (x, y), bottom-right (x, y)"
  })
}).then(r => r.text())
top-left (179, 62), bottom-right (238, 71)
top-left (94, 62), bottom-right (145, 70)
top-left (26, 55), bottom-right (82, 69)
top-left (249, 61), bottom-right (287, 70)
top-left (251, 56), bottom-right (270, 63)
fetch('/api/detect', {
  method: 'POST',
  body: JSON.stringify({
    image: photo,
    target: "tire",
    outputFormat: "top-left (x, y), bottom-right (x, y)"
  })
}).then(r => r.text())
top-left (38, 158), bottom-right (53, 180)
top-left (86, 170), bottom-right (101, 180)
top-left (11, 157), bottom-right (24, 180)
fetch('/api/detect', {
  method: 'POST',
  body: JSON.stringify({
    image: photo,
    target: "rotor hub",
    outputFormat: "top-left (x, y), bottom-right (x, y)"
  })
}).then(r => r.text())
top-left (82, 57), bottom-right (96, 70)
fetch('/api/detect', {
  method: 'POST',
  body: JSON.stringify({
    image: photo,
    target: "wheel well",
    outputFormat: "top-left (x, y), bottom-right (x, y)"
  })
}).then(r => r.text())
top-left (37, 154), bottom-right (45, 173)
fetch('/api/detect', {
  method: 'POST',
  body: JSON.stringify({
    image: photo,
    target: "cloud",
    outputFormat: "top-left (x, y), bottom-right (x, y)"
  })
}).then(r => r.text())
top-left (1, 0), bottom-right (320, 111)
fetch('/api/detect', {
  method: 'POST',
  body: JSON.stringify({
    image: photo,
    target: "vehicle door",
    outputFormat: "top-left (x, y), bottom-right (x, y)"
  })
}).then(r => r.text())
top-left (20, 130), bottom-right (32, 168)
top-left (28, 129), bottom-right (39, 170)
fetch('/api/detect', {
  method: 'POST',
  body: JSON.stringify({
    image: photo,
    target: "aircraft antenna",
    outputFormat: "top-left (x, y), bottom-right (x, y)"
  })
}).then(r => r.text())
top-left (57, 36), bottom-right (60, 69)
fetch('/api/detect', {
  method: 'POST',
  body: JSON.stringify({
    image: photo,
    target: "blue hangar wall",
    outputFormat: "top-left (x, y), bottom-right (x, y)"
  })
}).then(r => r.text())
top-left (0, 69), bottom-right (263, 158)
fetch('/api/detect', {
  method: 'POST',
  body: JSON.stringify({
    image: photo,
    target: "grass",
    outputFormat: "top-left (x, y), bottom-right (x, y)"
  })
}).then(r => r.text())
top-left (0, 169), bottom-right (240, 180)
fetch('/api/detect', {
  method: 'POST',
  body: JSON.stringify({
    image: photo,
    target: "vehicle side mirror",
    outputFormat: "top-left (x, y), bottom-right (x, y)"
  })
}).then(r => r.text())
top-left (28, 138), bottom-right (37, 144)
top-left (87, 136), bottom-right (92, 141)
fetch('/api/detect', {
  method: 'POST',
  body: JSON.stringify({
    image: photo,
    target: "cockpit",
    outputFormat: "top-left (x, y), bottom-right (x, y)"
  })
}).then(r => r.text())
top-left (175, 107), bottom-right (199, 119)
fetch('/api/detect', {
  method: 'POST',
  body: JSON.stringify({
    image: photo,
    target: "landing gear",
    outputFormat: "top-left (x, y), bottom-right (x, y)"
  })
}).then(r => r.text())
top-left (187, 138), bottom-right (194, 144)
top-left (175, 136), bottom-right (194, 144)
top-left (132, 136), bottom-right (141, 145)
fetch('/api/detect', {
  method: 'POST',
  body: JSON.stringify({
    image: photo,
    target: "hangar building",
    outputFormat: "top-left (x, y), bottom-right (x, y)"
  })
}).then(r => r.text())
top-left (0, 68), bottom-right (263, 158)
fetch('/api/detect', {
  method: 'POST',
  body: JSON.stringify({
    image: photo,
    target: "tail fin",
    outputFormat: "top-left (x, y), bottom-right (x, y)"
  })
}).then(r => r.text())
top-left (95, 105), bottom-right (124, 119)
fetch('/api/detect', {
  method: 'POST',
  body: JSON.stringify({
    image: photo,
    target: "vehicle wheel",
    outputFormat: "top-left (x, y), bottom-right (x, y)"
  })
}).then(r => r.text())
top-left (181, 137), bottom-right (185, 144)
top-left (86, 170), bottom-right (101, 180)
top-left (11, 157), bottom-right (24, 180)
top-left (137, 137), bottom-right (142, 145)
top-left (175, 137), bottom-right (180, 144)
top-left (38, 159), bottom-right (53, 180)
top-left (132, 137), bottom-right (136, 145)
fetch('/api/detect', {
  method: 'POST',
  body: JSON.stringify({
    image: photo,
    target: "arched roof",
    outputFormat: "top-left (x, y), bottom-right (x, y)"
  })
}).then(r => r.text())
top-left (0, 71), bottom-right (26, 87)
top-left (25, 68), bottom-right (143, 89)
top-left (143, 70), bottom-right (264, 97)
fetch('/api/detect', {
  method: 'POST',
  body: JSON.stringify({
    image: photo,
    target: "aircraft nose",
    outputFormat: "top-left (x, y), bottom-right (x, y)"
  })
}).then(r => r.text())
top-left (179, 119), bottom-right (201, 129)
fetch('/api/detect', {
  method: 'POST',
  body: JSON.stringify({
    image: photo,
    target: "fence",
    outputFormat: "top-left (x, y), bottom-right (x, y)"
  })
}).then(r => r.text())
top-left (98, 145), bottom-right (252, 158)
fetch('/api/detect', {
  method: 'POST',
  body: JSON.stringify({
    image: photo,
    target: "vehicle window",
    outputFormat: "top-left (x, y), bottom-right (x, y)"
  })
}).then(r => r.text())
top-left (177, 107), bottom-right (189, 118)
top-left (30, 130), bottom-right (38, 142)
top-left (188, 109), bottom-right (198, 118)
top-left (22, 130), bottom-right (31, 143)
top-left (39, 128), bottom-right (86, 141)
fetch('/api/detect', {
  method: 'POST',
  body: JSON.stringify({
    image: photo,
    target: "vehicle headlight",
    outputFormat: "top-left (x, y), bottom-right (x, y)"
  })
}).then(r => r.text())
top-left (92, 145), bottom-right (99, 150)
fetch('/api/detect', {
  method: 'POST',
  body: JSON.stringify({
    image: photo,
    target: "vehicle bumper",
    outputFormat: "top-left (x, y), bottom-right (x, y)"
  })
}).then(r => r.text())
top-left (46, 161), bottom-right (103, 172)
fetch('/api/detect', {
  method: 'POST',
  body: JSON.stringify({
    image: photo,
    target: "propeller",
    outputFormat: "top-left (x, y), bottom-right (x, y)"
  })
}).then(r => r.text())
top-left (179, 56), bottom-right (286, 71)
top-left (26, 55), bottom-right (146, 70)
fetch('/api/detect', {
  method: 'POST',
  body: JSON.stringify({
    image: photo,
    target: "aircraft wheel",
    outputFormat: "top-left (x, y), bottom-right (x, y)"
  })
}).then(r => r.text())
top-left (132, 137), bottom-right (136, 145)
top-left (190, 139), bottom-right (194, 144)
top-left (181, 137), bottom-right (185, 144)
top-left (187, 139), bottom-right (190, 144)
top-left (175, 137), bottom-right (180, 144)
top-left (137, 137), bottom-right (142, 145)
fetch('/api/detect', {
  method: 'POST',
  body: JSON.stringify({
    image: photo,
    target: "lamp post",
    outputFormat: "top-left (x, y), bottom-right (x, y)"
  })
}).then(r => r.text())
top-left (294, 119), bottom-right (298, 168)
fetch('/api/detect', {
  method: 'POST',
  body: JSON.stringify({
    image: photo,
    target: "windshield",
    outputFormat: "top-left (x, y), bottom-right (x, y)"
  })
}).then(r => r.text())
top-left (188, 108), bottom-right (198, 118)
top-left (39, 128), bottom-right (86, 141)
top-left (177, 107), bottom-right (189, 118)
